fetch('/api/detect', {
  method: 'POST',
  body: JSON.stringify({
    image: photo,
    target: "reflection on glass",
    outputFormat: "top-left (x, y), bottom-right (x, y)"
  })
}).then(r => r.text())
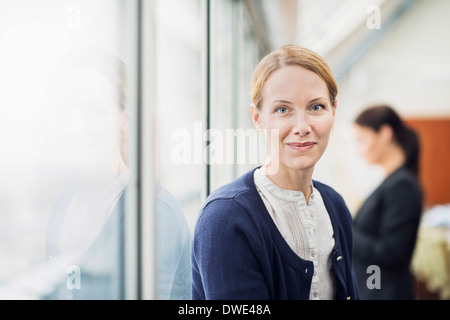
top-left (153, 0), bottom-right (201, 298)
top-left (156, 186), bottom-right (192, 299)
top-left (0, 0), bottom-right (133, 299)
top-left (0, 0), bottom-right (192, 300)
top-left (43, 48), bottom-right (129, 299)
top-left (42, 47), bottom-right (192, 300)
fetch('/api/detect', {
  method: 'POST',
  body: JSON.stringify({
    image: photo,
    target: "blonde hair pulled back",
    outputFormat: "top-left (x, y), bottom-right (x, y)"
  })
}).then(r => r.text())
top-left (251, 45), bottom-right (337, 109)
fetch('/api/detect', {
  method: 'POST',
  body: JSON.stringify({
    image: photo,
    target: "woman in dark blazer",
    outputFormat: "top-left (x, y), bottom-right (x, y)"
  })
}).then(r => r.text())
top-left (352, 105), bottom-right (423, 300)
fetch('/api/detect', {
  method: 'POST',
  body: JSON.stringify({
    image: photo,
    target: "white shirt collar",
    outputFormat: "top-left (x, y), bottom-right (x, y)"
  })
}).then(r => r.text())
top-left (254, 168), bottom-right (315, 204)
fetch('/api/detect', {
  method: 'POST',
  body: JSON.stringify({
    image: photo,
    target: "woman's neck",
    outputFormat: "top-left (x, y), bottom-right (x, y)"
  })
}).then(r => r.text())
top-left (261, 163), bottom-right (314, 202)
top-left (380, 143), bottom-right (406, 177)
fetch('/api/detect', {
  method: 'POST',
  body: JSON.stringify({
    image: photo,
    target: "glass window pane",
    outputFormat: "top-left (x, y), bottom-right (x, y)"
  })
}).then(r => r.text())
top-left (209, 0), bottom-right (265, 191)
top-left (153, 0), bottom-right (204, 299)
top-left (0, 0), bottom-right (139, 299)
top-left (209, 0), bottom-right (236, 191)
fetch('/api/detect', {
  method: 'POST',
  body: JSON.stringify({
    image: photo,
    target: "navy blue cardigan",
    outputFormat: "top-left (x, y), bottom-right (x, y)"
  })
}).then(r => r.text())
top-left (192, 168), bottom-right (359, 300)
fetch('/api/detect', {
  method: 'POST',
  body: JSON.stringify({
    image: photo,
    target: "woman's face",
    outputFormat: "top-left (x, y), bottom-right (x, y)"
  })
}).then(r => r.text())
top-left (353, 124), bottom-right (385, 165)
top-left (252, 65), bottom-right (336, 175)
top-left (49, 67), bottom-right (126, 184)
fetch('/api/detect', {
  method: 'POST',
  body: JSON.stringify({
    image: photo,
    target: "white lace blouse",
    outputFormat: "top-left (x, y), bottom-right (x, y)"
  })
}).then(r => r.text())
top-left (253, 168), bottom-right (337, 300)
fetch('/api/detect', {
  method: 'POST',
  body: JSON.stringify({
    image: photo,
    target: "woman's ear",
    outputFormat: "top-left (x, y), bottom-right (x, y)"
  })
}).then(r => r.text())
top-left (330, 100), bottom-right (337, 130)
top-left (251, 104), bottom-right (262, 131)
top-left (379, 124), bottom-right (394, 144)
top-left (332, 98), bottom-right (337, 117)
top-left (120, 110), bottom-right (128, 135)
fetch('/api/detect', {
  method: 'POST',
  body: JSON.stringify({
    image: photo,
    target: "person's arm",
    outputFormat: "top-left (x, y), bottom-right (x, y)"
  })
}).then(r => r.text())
top-left (192, 199), bottom-right (270, 300)
top-left (352, 179), bottom-right (422, 268)
top-left (156, 187), bottom-right (192, 300)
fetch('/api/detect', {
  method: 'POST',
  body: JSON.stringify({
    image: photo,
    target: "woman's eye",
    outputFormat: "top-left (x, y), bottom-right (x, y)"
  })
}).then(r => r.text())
top-left (311, 104), bottom-right (324, 112)
top-left (276, 106), bottom-right (288, 113)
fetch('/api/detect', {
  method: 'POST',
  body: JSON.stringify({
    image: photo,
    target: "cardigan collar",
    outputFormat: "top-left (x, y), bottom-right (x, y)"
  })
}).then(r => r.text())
top-left (253, 168), bottom-right (316, 204)
top-left (240, 168), bottom-right (344, 256)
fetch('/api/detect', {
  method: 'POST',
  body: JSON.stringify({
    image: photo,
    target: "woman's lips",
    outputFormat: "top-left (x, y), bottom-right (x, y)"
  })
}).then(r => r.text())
top-left (286, 141), bottom-right (316, 151)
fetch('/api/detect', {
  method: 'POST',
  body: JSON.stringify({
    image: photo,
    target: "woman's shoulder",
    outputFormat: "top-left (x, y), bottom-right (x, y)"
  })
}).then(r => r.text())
top-left (197, 169), bottom-right (264, 227)
top-left (194, 170), bottom-right (266, 249)
top-left (383, 166), bottom-right (422, 196)
top-left (204, 169), bottom-right (258, 207)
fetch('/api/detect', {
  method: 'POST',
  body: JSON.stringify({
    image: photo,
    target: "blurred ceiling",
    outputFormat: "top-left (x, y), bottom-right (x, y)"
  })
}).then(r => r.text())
top-left (295, 0), bottom-right (418, 79)
top-left (255, 0), bottom-right (418, 79)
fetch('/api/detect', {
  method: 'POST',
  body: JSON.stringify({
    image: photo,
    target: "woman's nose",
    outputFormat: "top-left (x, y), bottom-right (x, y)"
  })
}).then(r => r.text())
top-left (291, 112), bottom-right (311, 137)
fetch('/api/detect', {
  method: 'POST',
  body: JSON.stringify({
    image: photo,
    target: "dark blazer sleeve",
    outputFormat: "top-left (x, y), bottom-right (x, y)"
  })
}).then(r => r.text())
top-left (353, 178), bottom-right (422, 269)
top-left (192, 198), bottom-right (270, 300)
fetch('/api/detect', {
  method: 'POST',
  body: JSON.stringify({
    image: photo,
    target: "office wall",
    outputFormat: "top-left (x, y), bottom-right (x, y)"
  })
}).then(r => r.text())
top-left (313, 0), bottom-right (450, 213)
top-left (405, 119), bottom-right (450, 207)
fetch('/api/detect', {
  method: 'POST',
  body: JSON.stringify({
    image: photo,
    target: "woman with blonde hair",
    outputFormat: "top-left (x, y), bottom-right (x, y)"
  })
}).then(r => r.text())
top-left (192, 45), bottom-right (359, 300)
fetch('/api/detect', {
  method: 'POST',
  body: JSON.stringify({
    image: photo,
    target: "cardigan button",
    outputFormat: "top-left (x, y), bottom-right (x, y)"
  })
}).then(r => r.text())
top-left (337, 256), bottom-right (343, 262)
top-left (304, 268), bottom-right (308, 274)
